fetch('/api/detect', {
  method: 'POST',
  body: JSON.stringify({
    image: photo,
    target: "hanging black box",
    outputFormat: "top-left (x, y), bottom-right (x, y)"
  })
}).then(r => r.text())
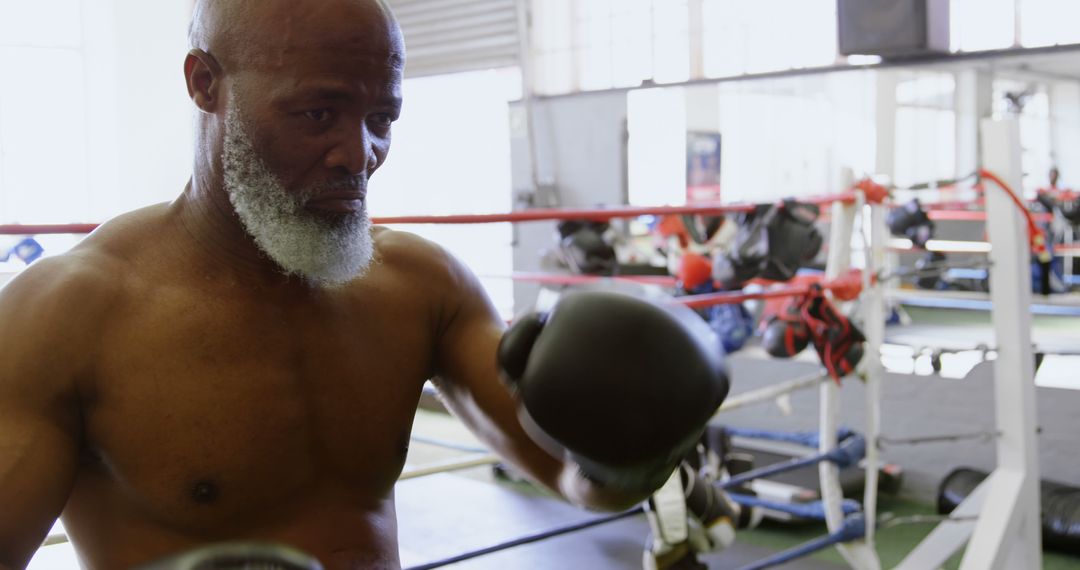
top-left (838, 0), bottom-right (951, 58)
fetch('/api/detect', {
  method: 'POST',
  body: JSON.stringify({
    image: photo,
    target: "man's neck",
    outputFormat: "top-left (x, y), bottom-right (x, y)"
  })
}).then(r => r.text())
top-left (175, 178), bottom-right (302, 289)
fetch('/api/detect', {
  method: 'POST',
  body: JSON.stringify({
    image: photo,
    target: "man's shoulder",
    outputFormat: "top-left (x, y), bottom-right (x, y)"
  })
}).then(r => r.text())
top-left (367, 226), bottom-right (495, 321)
top-left (1, 250), bottom-right (127, 320)
top-left (0, 253), bottom-right (125, 381)
top-left (372, 226), bottom-right (459, 279)
top-left (75, 203), bottom-right (173, 260)
top-left (367, 226), bottom-right (487, 308)
top-left (0, 205), bottom-right (169, 327)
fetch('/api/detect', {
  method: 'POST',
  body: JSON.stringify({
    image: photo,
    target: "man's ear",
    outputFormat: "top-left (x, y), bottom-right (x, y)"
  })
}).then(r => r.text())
top-left (184, 48), bottom-right (224, 113)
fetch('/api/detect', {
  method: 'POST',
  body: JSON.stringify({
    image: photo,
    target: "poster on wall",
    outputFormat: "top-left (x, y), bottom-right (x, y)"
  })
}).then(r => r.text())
top-left (686, 131), bottom-right (722, 203)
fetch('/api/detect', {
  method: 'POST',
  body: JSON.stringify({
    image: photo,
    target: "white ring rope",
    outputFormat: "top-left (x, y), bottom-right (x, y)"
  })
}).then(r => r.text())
top-left (713, 372), bottom-right (827, 416)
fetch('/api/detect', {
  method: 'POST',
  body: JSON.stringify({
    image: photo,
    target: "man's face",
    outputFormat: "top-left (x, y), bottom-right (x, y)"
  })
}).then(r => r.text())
top-left (214, 2), bottom-right (405, 285)
top-left (222, 99), bottom-right (376, 286)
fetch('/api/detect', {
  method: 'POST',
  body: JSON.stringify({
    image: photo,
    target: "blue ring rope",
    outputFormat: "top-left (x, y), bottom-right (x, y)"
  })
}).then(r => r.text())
top-left (728, 493), bottom-right (861, 520)
top-left (736, 514), bottom-right (867, 570)
top-left (720, 433), bottom-right (866, 490)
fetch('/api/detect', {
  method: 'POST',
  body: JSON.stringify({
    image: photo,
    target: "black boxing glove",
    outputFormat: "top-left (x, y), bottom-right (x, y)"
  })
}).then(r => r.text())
top-left (715, 201), bottom-right (823, 287)
top-left (914, 251), bottom-right (947, 290)
top-left (761, 297), bottom-right (811, 358)
top-left (760, 199), bottom-right (823, 282)
top-left (713, 206), bottom-right (771, 289)
top-left (887, 199), bottom-right (935, 249)
top-left (801, 286), bottom-right (865, 381)
top-left (556, 220), bottom-right (617, 275)
top-left (498, 291), bottom-right (731, 495)
top-left (1060, 196), bottom-right (1080, 225)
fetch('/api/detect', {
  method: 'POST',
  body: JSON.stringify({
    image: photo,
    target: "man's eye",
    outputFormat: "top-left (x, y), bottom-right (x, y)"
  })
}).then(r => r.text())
top-left (303, 109), bottom-right (333, 122)
top-left (370, 113), bottom-right (395, 128)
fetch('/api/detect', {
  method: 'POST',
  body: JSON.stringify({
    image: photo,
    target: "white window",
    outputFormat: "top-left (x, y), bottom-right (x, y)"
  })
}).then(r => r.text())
top-left (534, 0), bottom-right (836, 96)
top-left (0, 0), bottom-right (191, 264)
top-left (0, 0), bottom-right (82, 48)
top-left (1020, 0), bottom-right (1080, 47)
top-left (893, 73), bottom-right (957, 189)
top-left (651, 0), bottom-right (690, 85)
top-left (701, 0), bottom-right (837, 77)
top-left (713, 74), bottom-right (876, 204)
top-left (952, 0), bottom-right (1080, 52)
top-left (373, 69), bottom-right (520, 316)
top-left (0, 1), bottom-right (89, 224)
top-left (627, 86), bottom-right (686, 206)
top-left (950, 0), bottom-right (1015, 51)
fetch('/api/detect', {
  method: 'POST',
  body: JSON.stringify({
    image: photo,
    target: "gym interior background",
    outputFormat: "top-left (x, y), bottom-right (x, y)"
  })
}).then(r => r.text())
top-left (5, 0), bottom-right (1080, 568)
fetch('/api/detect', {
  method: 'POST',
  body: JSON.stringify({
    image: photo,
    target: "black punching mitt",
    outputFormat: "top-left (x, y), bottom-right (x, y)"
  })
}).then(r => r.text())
top-left (498, 291), bottom-right (731, 494)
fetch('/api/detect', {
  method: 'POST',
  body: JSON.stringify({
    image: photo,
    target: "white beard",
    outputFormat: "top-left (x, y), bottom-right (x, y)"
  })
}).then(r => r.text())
top-left (221, 105), bottom-right (374, 286)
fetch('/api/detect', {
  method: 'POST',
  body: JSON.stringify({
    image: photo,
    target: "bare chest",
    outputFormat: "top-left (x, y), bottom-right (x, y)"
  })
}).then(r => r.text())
top-left (79, 282), bottom-right (434, 531)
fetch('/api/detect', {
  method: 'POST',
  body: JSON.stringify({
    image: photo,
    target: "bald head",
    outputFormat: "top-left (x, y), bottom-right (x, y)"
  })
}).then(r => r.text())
top-left (189, 0), bottom-right (404, 73)
top-left (184, 0), bottom-right (406, 273)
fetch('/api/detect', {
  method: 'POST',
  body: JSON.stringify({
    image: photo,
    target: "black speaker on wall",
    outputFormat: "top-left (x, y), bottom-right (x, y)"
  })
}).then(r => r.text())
top-left (838, 0), bottom-right (950, 58)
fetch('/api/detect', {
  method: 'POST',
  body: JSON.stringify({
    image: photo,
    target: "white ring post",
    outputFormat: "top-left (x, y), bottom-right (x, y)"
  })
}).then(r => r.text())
top-left (861, 200), bottom-right (887, 549)
top-left (959, 118), bottom-right (1043, 570)
top-left (895, 118), bottom-right (1042, 570)
top-left (822, 200), bottom-right (881, 570)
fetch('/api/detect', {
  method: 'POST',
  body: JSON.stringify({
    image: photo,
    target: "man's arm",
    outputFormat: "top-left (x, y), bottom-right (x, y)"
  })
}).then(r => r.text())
top-left (0, 258), bottom-right (101, 568)
top-left (428, 247), bottom-right (648, 512)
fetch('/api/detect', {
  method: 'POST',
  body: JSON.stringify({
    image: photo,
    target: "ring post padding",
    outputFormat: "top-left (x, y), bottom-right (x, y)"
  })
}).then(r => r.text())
top-left (895, 118), bottom-right (1043, 570)
top-left (962, 119), bottom-right (1042, 569)
top-left (821, 200), bottom-right (881, 570)
top-left (861, 199), bottom-right (888, 548)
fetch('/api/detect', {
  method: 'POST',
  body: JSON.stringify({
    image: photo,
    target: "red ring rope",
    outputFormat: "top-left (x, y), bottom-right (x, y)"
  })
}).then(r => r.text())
top-left (0, 224), bottom-right (100, 235)
top-left (675, 270), bottom-right (864, 309)
top-left (928, 210), bottom-right (1053, 223)
top-left (0, 184), bottom-right (885, 235)
top-left (373, 189), bottom-right (871, 226)
top-left (499, 270), bottom-right (865, 309)
top-left (505, 272), bottom-right (679, 287)
top-left (978, 169), bottom-right (1050, 261)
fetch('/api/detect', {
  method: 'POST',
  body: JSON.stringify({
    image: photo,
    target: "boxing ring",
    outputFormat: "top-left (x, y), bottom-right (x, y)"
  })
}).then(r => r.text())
top-left (20, 118), bottom-right (1048, 569)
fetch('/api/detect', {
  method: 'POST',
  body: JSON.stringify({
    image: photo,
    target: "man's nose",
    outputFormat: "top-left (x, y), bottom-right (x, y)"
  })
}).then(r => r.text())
top-left (325, 126), bottom-right (378, 175)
